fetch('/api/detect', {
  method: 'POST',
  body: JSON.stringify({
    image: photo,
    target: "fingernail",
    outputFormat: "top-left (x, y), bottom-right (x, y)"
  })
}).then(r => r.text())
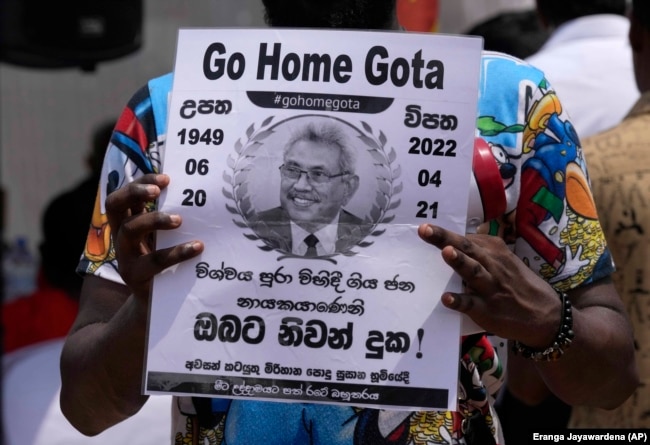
top-left (169, 214), bottom-right (181, 224)
top-left (442, 293), bottom-right (456, 306)
top-left (145, 185), bottom-right (158, 196)
top-left (423, 224), bottom-right (433, 237)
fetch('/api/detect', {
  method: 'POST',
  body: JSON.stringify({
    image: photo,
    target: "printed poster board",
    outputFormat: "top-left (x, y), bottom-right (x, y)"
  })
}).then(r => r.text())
top-left (145, 28), bottom-right (483, 411)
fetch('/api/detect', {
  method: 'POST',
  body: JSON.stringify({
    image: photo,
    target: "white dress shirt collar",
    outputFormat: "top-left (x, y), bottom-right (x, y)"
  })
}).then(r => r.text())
top-left (290, 217), bottom-right (339, 256)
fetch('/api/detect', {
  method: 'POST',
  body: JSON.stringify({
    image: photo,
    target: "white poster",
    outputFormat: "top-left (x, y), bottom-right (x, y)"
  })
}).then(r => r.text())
top-left (145, 28), bottom-right (483, 412)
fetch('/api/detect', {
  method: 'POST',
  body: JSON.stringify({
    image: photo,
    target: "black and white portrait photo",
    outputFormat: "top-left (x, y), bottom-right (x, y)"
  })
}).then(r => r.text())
top-left (229, 114), bottom-right (398, 257)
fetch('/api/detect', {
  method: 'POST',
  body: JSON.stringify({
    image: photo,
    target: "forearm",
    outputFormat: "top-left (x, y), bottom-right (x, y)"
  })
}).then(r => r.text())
top-left (506, 354), bottom-right (552, 406)
top-left (60, 282), bottom-right (150, 435)
top-left (508, 298), bottom-right (638, 409)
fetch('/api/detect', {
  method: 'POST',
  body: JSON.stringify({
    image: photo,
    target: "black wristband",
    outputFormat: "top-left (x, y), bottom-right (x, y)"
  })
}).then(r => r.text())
top-left (512, 291), bottom-right (574, 362)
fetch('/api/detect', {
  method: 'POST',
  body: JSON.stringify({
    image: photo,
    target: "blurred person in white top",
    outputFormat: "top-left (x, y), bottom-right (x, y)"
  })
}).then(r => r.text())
top-left (526, 0), bottom-right (639, 137)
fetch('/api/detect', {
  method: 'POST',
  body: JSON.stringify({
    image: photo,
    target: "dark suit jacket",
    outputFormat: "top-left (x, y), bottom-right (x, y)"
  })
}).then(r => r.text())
top-left (249, 207), bottom-right (371, 255)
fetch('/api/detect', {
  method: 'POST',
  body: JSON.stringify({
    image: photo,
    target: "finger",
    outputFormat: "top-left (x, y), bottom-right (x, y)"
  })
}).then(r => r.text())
top-left (115, 210), bottom-right (182, 256)
top-left (419, 223), bottom-right (496, 272)
top-left (440, 245), bottom-right (494, 293)
top-left (105, 174), bottom-right (170, 234)
top-left (441, 292), bottom-right (494, 333)
top-left (130, 241), bottom-right (204, 282)
top-left (418, 224), bottom-right (466, 250)
top-left (441, 292), bottom-right (483, 315)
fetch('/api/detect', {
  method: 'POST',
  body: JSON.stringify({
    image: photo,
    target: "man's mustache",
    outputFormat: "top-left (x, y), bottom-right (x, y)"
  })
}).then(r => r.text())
top-left (288, 191), bottom-right (321, 202)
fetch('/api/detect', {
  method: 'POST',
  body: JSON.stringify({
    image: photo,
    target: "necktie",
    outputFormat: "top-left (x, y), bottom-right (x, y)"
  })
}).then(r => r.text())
top-left (304, 234), bottom-right (319, 257)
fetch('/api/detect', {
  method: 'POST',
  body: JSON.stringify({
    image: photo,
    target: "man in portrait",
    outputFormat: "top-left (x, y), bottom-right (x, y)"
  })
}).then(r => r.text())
top-left (250, 120), bottom-right (371, 256)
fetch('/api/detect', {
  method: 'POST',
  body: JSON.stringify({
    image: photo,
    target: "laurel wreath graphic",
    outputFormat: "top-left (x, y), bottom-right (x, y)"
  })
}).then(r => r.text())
top-left (223, 115), bottom-right (402, 258)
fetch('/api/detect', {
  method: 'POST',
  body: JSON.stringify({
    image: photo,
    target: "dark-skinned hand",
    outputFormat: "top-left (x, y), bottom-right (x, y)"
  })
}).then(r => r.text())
top-left (104, 173), bottom-right (204, 300)
top-left (418, 223), bottom-right (560, 348)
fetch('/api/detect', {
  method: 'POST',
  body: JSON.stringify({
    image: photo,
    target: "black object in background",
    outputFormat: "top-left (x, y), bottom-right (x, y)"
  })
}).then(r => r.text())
top-left (0, 0), bottom-right (143, 71)
top-left (466, 9), bottom-right (550, 59)
top-left (496, 387), bottom-right (572, 443)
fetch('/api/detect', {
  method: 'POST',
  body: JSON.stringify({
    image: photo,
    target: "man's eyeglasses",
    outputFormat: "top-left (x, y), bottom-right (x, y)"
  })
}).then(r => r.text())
top-left (279, 164), bottom-right (349, 184)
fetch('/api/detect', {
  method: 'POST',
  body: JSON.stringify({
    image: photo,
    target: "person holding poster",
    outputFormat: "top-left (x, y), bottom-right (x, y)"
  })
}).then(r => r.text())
top-left (60, 0), bottom-right (639, 444)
